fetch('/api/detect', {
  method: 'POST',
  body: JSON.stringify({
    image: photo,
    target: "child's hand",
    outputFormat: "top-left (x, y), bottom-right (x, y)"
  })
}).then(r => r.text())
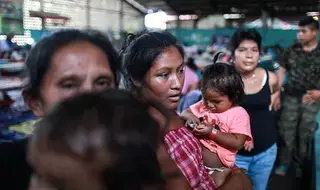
top-left (244, 141), bottom-right (254, 152)
top-left (193, 120), bottom-right (212, 137)
top-left (185, 115), bottom-right (201, 128)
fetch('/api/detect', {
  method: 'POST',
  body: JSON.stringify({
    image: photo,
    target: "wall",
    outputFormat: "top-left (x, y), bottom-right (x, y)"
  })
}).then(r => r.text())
top-left (167, 28), bottom-right (300, 48)
top-left (7, 0), bottom-right (144, 45)
top-left (197, 15), bottom-right (226, 29)
top-left (167, 15), bottom-right (226, 29)
top-left (24, 0), bottom-right (144, 31)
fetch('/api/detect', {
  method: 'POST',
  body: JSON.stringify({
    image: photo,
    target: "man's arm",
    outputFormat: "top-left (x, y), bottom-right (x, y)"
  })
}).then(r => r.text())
top-left (276, 67), bottom-right (286, 90)
top-left (271, 44), bottom-right (290, 111)
top-left (302, 89), bottom-right (320, 104)
top-left (276, 47), bottom-right (291, 90)
top-left (269, 71), bottom-right (280, 111)
top-left (272, 51), bottom-right (288, 111)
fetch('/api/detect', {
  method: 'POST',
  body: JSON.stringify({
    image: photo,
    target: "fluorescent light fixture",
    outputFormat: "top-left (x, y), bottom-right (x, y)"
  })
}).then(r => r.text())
top-left (307, 12), bottom-right (320, 16)
top-left (223, 14), bottom-right (244, 19)
top-left (178, 14), bottom-right (198, 20)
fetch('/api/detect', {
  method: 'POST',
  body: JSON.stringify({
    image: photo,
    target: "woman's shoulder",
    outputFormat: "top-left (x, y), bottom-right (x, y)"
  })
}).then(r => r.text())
top-left (255, 67), bottom-right (276, 79)
top-left (255, 67), bottom-right (267, 76)
top-left (255, 68), bottom-right (278, 89)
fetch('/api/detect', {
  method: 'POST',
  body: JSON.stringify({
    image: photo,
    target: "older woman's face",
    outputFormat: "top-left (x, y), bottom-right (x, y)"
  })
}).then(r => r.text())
top-left (30, 41), bottom-right (115, 117)
top-left (233, 40), bottom-right (260, 73)
top-left (143, 47), bottom-right (185, 110)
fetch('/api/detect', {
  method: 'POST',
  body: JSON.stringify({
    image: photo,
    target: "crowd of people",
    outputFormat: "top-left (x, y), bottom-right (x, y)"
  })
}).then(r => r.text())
top-left (0, 16), bottom-right (319, 190)
top-left (0, 33), bottom-right (31, 61)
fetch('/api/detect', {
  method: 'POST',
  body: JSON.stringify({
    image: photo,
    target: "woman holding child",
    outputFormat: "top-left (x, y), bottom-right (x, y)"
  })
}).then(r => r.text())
top-left (120, 30), bottom-right (252, 189)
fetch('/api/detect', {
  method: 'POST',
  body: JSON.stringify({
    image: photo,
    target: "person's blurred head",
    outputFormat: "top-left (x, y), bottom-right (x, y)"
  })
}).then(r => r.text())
top-left (186, 57), bottom-right (198, 72)
top-left (6, 33), bottom-right (14, 42)
top-left (23, 29), bottom-right (120, 117)
top-left (120, 30), bottom-right (185, 110)
top-left (297, 16), bottom-right (319, 45)
top-left (230, 29), bottom-right (261, 74)
top-left (196, 49), bottom-right (203, 55)
top-left (28, 89), bottom-right (170, 190)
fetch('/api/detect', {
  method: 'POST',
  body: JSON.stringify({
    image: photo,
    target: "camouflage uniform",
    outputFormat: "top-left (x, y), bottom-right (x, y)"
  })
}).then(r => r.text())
top-left (278, 43), bottom-right (320, 168)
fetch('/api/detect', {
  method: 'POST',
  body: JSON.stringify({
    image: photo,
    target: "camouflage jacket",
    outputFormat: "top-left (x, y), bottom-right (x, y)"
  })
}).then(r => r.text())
top-left (280, 43), bottom-right (320, 96)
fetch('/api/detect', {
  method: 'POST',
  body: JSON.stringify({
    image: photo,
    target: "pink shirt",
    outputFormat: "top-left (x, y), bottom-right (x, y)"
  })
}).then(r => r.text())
top-left (190, 100), bottom-right (252, 168)
top-left (182, 66), bottom-right (199, 95)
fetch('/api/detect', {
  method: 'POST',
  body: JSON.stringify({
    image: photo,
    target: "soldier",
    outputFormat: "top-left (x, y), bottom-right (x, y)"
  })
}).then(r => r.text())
top-left (274, 17), bottom-right (320, 177)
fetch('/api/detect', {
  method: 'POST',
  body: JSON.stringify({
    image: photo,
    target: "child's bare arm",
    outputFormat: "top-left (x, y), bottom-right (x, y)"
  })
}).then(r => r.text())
top-left (193, 125), bottom-right (248, 150)
top-left (212, 131), bottom-right (248, 150)
top-left (193, 121), bottom-right (248, 150)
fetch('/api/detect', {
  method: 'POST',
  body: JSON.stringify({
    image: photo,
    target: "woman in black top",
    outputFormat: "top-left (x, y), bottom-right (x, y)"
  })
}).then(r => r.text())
top-left (231, 29), bottom-right (280, 190)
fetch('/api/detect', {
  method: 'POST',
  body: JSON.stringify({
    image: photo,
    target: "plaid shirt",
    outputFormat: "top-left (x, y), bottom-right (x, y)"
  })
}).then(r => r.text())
top-left (165, 127), bottom-right (216, 190)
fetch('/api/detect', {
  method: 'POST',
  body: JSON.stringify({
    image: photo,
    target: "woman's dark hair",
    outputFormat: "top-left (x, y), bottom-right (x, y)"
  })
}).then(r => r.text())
top-left (120, 30), bottom-right (184, 94)
top-left (24, 29), bottom-right (120, 98)
top-left (201, 52), bottom-right (244, 105)
top-left (34, 89), bottom-right (170, 190)
top-left (230, 29), bottom-right (262, 54)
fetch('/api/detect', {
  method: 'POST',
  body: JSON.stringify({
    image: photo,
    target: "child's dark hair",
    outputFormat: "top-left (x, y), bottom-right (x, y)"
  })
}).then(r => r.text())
top-left (33, 89), bottom-right (170, 190)
top-left (201, 52), bottom-right (244, 105)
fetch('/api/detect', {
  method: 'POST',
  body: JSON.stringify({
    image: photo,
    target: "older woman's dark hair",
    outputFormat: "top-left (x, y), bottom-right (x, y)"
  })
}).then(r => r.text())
top-left (24, 29), bottom-right (120, 98)
top-left (120, 30), bottom-right (184, 94)
top-left (33, 89), bottom-right (170, 189)
top-left (230, 29), bottom-right (262, 54)
top-left (201, 53), bottom-right (244, 105)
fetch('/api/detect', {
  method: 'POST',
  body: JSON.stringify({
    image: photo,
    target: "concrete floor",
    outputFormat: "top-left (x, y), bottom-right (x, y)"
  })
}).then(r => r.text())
top-left (267, 113), bottom-right (320, 190)
top-left (268, 168), bottom-right (302, 190)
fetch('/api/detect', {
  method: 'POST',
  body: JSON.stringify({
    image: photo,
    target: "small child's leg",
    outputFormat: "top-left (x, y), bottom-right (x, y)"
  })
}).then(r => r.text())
top-left (211, 168), bottom-right (232, 188)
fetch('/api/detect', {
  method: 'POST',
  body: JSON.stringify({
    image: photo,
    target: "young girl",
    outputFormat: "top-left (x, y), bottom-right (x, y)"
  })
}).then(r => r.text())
top-left (181, 61), bottom-right (253, 188)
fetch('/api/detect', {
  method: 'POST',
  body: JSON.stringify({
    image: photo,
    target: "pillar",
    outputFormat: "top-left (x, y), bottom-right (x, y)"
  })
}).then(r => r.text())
top-left (86, 0), bottom-right (91, 29)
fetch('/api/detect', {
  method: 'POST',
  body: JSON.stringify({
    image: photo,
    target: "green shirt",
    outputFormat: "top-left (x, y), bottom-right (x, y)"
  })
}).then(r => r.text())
top-left (280, 43), bottom-right (320, 96)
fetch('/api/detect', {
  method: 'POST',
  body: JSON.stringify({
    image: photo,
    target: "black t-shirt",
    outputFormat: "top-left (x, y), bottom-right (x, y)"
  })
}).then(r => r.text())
top-left (238, 70), bottom-right (277, 156)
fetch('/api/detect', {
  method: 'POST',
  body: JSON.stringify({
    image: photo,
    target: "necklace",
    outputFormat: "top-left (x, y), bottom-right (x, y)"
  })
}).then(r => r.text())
top-left (243, 73), bottom-right (256, 84)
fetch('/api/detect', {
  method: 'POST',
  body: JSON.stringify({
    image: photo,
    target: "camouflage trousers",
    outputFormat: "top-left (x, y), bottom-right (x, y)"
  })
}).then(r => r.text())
top-left (278, 93), bottom-right (320, 167)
